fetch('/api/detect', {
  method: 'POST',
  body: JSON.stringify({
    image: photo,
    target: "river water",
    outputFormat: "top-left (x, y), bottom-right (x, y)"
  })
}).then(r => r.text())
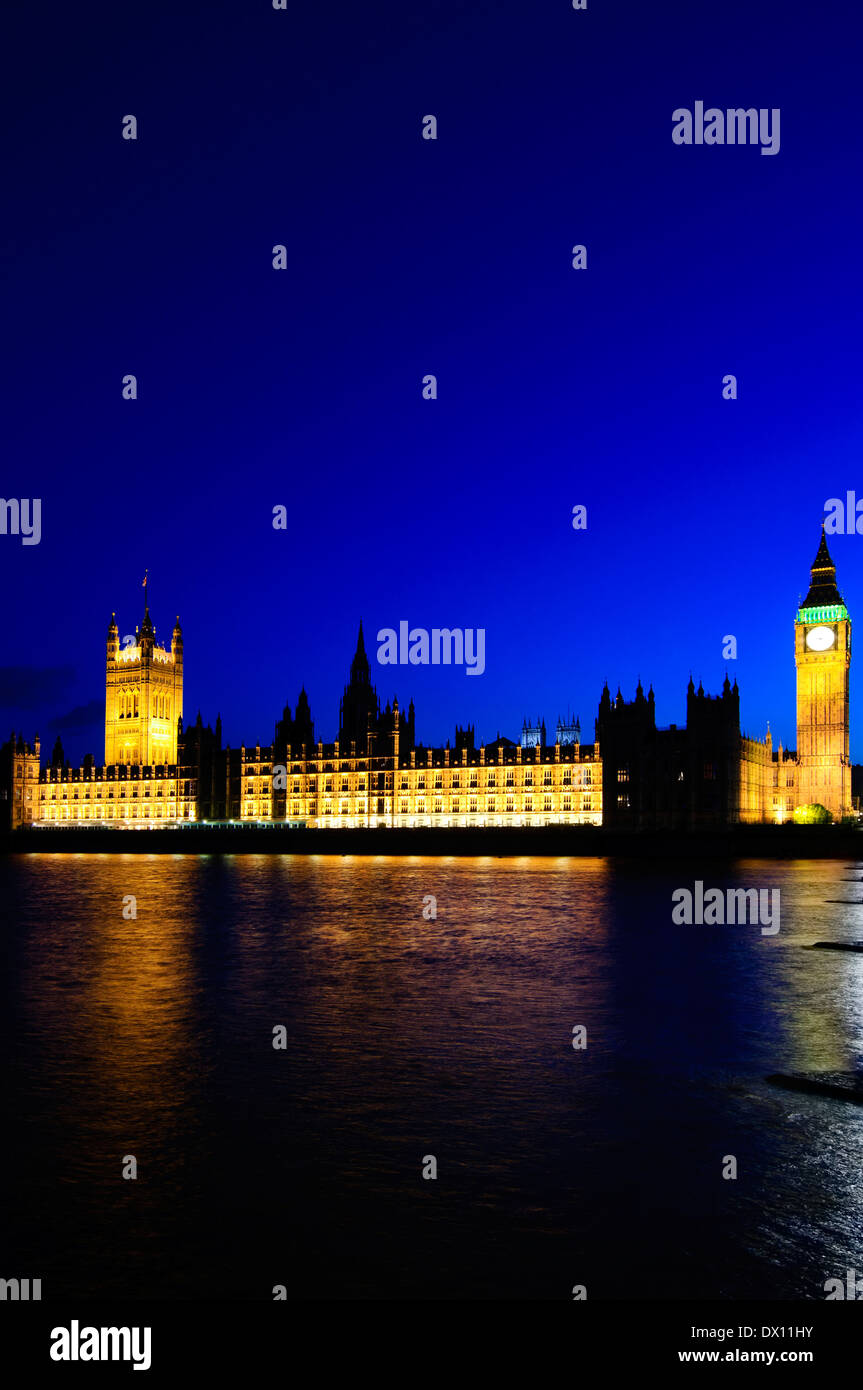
top-left (2, 853), bottom-right (862, 1300)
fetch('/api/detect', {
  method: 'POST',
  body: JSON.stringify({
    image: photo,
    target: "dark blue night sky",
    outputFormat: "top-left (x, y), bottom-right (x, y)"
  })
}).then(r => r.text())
top-left (2, 0), bottom-right (862, 763)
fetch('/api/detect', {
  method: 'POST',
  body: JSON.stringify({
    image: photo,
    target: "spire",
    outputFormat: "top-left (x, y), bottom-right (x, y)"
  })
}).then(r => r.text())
top-left (140, 572), bottom-right (154, 637)
top-left (803, 524), bottom-right (843, 607)
top-left (348, 620), bottom-right (371, 685)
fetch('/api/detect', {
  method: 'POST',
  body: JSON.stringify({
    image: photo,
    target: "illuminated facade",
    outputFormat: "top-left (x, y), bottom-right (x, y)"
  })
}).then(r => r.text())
top-left (0, 533), bottom-right (852, 832)
top-left (230, 624), bottom-right (602, 826)
top-left (263, 725), bottom-right (601, 828)
top-left (794, 529), bottom-right (852, 818)
top-left (30, 590), bottom-right (193, 828)
top-left (0, 733), bottom-right (40, 830)
top-left (37, 762), bottom-right (195, 826)
top-left (104, 592), bottom-right (183, 766)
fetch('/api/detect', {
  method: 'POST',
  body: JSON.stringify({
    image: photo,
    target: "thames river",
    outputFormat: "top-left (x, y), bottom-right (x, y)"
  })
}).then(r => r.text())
top-left (2, 853), bottom-right (862, 1300)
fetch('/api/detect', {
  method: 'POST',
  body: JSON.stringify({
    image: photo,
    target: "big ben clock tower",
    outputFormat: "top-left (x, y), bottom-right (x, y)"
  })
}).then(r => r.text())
top-left (795, 527), bottom-right (851, 818)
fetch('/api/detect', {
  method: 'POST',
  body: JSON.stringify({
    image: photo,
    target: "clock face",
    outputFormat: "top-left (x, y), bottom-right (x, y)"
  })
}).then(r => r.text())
top-left (806, 624), bottom-right (835, 652)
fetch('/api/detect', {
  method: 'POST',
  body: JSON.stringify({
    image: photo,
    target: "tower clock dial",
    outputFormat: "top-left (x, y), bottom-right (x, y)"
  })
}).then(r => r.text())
top-left (805, 624), bottom-right (835, 651)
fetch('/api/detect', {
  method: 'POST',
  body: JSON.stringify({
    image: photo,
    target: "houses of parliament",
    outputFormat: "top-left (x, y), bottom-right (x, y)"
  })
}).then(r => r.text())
top-left (1, 532), bottom-right (855, 832)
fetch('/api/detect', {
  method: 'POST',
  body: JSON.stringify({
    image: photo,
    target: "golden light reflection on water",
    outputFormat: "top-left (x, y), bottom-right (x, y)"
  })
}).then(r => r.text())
top-left (21, 854), bottom-right (206, 1188)
top-left (749, 857), bottom-right (863, 1074)
top-left (20, 853), bottom-right (863, 1084)
top-left (8, 852), bottom-right (863, 1298)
